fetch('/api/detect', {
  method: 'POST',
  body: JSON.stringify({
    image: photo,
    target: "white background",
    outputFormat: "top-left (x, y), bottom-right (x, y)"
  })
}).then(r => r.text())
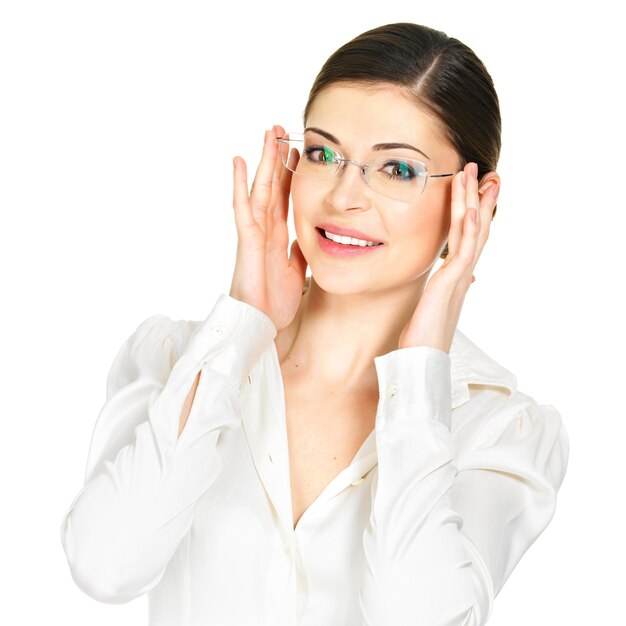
top-left (1, 0), bottom-right (623, 623)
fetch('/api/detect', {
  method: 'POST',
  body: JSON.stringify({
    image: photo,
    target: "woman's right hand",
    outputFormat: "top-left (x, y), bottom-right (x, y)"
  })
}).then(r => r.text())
top-left (229, 125), bottom-right (308, 331)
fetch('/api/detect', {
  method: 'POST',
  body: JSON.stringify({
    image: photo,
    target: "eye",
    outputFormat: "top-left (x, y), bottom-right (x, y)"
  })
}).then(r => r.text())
top-left (380, 159), bottom-right (417, 181)
top-left (303, 144), bottom-right (338, 165)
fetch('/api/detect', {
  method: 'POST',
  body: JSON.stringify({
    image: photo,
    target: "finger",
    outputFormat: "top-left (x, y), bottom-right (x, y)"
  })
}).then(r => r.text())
top-left (276, 152), bottom-right (295, 225)
top-left (461, 162), bottom-right (481, 267)
top-left (232, 156), bottom-right (256, 232)
top-left (249, 128), bottom-right (279, 222)
top-left (473, 179), bottom-right (499, 262)
top-left (447, 164), bottom-right (470, 259)
top-left (273, 125), bottom-right (296, 225)
top-left (465, 162), bottom-right (480, 241)
top-left (264, 127), bottom-right (284, 236)
top-left (268, 126), bottom-right (286, 222)
top-left (264, 125), bottom-right (292, 252)
top-left (455, 205), bottom-right (479, 277)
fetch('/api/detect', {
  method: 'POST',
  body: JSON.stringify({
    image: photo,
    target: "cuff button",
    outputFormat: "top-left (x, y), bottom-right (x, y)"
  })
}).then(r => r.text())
top-left (386, 383), bottom-right (398, 398)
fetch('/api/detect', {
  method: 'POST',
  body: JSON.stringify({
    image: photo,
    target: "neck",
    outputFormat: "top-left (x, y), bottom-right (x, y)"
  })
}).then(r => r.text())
top-left (274, 275), bottom-right (430, 391)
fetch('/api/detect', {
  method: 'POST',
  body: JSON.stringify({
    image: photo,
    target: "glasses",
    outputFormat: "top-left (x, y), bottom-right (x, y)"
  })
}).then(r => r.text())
top-left (275, 131), bottom-right (456, 202)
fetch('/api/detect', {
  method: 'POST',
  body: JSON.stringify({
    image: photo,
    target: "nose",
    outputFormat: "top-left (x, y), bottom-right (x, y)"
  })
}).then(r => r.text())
top-left (325, 160), bottom-right (372, 212)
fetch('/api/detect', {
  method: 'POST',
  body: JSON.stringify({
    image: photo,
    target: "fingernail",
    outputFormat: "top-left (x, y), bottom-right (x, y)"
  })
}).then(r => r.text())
top-left (472, 162), bottom-right (478, 178)
top-left (461, 171), bottom-right (466, 187)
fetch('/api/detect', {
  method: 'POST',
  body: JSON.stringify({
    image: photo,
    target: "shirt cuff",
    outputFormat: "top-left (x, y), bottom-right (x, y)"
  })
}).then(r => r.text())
top-left (181, 293), bottom-right (278, 388)
top-left (374, 345), bottom-right (452, 431)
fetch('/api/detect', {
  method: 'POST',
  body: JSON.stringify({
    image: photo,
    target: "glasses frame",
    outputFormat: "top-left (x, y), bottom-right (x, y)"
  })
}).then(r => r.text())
top-left (275, 134), bottom-right (457, 201)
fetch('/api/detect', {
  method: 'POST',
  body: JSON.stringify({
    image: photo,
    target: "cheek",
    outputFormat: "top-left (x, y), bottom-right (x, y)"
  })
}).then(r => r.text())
top-left (291, 177), bottom-right (307, 227)
top-left (291, 178), bottom-right (319, 245)
top-left (291, 176), bottom-right (322, 227)
top-left (419, 185), bottom-right (452, 240)
top-left (441, 184), bottom-right (453, 227)
top-left (392, 196), bottom-right (449, 258)
top-left (290, 175), bottom-right (311, 215)
top-left (291, 174), bottom-right (318, 204)
top-left (291, 172), bottom-right (303, 196)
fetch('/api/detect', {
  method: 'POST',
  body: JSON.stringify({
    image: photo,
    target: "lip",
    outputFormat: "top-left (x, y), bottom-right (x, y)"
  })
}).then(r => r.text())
top-left (316, 222), bottom-right (383, 244)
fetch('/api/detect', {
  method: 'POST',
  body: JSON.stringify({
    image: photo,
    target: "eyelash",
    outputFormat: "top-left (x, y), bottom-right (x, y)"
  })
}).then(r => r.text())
top-left (303, 145), bottom-right (335, 164)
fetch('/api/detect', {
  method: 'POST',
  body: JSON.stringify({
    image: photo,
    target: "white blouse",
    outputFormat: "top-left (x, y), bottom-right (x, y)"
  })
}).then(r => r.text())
top-left (60, 292), bottom-right (569, 626)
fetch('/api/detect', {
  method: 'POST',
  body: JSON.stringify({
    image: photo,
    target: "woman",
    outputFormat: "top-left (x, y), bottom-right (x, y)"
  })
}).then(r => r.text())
top-left (60, 22), bottom-right (569, 625)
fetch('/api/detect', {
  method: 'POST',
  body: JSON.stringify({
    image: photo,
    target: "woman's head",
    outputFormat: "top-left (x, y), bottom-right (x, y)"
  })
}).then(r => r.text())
top-left (301, 22), bottom-right (501, 259)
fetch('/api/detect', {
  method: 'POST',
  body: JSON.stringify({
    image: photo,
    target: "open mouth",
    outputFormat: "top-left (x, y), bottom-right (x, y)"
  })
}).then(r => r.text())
top-left (316, 227), bottom-right (383, 246)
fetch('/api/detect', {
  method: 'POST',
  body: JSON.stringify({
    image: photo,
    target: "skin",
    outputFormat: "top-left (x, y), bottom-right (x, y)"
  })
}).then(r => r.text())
top-left (226, 83), bottom-right (500, 401)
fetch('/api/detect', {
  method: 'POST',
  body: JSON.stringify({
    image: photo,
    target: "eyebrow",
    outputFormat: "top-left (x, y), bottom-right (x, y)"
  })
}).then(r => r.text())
top-left (303, 126), bottom-right (431, 160)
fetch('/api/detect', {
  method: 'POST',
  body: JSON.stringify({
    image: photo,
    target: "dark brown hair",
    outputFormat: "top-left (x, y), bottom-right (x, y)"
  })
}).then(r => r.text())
top-left (302, 22), bottom-right (501, 258)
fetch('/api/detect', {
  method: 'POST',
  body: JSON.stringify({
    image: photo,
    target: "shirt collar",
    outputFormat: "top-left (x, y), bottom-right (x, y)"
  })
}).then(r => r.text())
top-left (450, 327), bottom-right (518, 409)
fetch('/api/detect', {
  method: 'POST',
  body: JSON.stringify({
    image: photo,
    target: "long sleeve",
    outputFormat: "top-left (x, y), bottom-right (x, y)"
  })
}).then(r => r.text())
top-left (359, 346), bottom-right (569, 626)
top-left (59, 294), bottom-right (277, 604)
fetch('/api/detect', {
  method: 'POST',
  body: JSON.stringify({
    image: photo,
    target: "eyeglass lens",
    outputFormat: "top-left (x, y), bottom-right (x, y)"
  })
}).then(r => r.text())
top-left (278, 132), bottom-right (429, 201)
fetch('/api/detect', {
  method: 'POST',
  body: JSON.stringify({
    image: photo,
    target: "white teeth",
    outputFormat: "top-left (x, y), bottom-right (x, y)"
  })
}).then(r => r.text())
top-left (323, 229), bottom-right (379, 247)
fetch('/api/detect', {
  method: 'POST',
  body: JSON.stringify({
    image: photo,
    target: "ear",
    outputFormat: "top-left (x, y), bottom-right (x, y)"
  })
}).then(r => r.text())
top-left (477, 171), bottom-right (500, 197)
top-left (477, 171), bottom-right (500, 219)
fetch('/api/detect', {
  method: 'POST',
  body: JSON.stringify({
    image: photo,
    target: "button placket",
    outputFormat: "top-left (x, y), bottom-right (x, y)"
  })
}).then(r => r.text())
top-left (283, 535), bottom-right (294, 555)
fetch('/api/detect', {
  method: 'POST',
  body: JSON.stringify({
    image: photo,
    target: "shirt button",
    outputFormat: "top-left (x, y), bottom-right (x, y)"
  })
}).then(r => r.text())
top-left (211, 325), bottom-right (226, 336)
top-left (386, 383), bottom-right (398, 398)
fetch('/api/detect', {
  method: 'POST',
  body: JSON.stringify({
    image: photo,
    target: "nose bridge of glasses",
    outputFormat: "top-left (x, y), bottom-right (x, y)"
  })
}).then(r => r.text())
top-left (339, 156), bottom-right (370, 173)
top-left (333, 156), bottom-right (374, 193)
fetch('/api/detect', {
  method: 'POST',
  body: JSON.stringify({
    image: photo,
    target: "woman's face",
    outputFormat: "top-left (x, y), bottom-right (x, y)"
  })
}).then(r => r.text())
top-left (291, 83), bottom-right (462, 295)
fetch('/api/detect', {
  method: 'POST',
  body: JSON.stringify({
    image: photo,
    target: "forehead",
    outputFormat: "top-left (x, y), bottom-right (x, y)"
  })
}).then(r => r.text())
top-left (305, 84), bottom-right (447, 150)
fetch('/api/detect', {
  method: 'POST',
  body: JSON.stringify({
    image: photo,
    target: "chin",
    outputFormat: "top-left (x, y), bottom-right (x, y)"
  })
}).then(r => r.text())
top-left (307, 268), bottom-right (380, 295)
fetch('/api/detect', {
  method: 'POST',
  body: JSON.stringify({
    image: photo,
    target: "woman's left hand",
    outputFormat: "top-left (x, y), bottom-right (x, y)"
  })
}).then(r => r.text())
top-left (397, 161), bottom-right (500, 354)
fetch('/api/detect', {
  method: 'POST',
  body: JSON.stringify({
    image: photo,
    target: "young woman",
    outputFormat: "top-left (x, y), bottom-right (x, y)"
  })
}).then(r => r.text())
top-left (60, 22), bottom-right (569, 625)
